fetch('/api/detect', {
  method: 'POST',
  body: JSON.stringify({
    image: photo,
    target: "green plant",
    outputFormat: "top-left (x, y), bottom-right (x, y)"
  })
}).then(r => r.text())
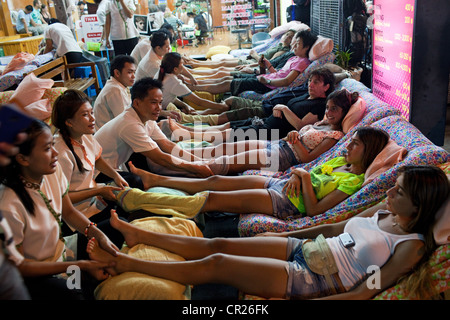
top-left (335, 47), bottom-right (352, 70)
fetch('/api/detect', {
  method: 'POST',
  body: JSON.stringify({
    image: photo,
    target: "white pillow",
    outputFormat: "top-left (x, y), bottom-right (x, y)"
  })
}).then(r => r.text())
top-left (210, 53), bottom-right (235, 61)
top-left (269, 21), bottom-right (310, 39)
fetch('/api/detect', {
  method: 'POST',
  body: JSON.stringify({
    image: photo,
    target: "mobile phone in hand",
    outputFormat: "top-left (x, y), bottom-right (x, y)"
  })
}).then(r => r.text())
top-left (0, 104), bottom-right (34, 144)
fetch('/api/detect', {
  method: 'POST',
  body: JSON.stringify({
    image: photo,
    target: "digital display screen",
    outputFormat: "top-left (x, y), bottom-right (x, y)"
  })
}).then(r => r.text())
top-left (371, 0), bottom-right (415, 119)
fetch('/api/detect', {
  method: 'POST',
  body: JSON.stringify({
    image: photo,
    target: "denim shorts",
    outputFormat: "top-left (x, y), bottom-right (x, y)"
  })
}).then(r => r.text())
top-left (285, 237), bottom-right (336, 299)
top-left (265, 140), bottom-right (298, 172)
top-left (264, 178), bottom-right (300, 219)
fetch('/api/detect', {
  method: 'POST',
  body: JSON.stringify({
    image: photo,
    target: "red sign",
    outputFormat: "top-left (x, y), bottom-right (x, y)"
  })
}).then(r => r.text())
top-left (371, 0), bottom-right (414, 119)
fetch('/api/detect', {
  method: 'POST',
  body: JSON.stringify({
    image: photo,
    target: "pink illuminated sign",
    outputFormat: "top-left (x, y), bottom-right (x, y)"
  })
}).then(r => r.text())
top-left (372, 0), bottom-right (414, 119)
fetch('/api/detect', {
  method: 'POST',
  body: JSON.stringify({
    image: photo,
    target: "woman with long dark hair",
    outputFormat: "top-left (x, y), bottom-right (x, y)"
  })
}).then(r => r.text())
top-left (87, 164), bottom-right (449, 299)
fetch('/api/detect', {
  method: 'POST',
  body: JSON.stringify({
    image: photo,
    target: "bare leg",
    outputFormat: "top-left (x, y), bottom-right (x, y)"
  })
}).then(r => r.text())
top-left (129, 161), bottom-right (268, 192)
top-left (190, 70), bottom-right (234, 80)
top-left (168, 118), bottom-right (231, 143)
top-left (191, 140), bottom-right (267, 158)
top-left (87, 237), bottom-right (289, 299)
top-left (226, 149), bottom-right (270, 174)
top-left (109, 210), bottom-right (288, 260)
top-left (193, 80), bottom-right (232, 94)
top-left (187, 59), bottom-right (240, 69)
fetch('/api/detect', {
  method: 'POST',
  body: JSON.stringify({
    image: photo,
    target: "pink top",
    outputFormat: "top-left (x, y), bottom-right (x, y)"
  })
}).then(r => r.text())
top-left (297, 124), bottom-right (344, 151)
top-left (258, 56), bottom-right (310, 89)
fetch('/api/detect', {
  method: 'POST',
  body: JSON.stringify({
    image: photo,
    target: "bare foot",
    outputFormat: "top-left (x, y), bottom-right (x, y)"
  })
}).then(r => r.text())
top-left (168, 117), bottom-right (194, 141)
top-left (109, 210), bottom-right (141, 248)
top-left (128, 161), bottom-right (159, 190)
top-left (168, 117), bottom-right (193, 133)
top-left (350, 67), bottom-right (363, 82)
top-left (87, 238), bottom-right (119, 276)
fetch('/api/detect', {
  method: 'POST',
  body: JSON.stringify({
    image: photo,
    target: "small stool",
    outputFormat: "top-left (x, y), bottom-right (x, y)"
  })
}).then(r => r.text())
top-left (74, 65), bottom-right (103, 97)
top-left (213, 26), bottom-right (225, 34)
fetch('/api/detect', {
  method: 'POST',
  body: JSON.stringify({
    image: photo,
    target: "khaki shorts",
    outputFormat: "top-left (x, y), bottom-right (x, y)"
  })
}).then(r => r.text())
top-left (224, 97), bottom-right (265, 121)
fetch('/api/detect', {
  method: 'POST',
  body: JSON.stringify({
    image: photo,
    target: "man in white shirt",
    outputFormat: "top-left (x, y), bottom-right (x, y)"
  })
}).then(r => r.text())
top-left (104, 0), bottom-right (140, 56)
top-left (135, 31), bottom-right (171, 81)
top-left (94, 77), bottom-right (214, 178)
top-left (94, 55), bottom-right (136, 130)
top-left (130, 38), bottom-right (150, 65)
top-left (42, 20), bottom-right (82, 63)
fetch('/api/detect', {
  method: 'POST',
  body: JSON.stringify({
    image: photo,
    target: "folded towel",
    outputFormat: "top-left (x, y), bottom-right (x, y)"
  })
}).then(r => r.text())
top-left (116, 188), bottom-right (208, 219)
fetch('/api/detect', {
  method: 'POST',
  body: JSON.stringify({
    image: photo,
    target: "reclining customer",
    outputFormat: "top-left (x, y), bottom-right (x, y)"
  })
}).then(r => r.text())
top-left (87, 164), bottom-right (449, 299)
top-left (166, 68), bottom-right (335, 142)
top-left (188, 30), bottom-right (317, 96)
top-left (125, 127), bottom-right (390, 219)
top-left (180, 89), bottom-right (359, 175)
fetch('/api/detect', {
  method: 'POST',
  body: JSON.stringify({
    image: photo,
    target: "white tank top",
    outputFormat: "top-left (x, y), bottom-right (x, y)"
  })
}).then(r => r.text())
top-left (326, 210), bottom-right (425, 290)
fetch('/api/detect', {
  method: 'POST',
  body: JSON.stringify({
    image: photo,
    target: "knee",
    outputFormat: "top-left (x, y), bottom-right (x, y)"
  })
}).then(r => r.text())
top-left (224, 97), bottom-right (234, 107)
top-left (203, 253), bottom-right (229, 270)
top-left (204, 175), bottom-right (226, 186)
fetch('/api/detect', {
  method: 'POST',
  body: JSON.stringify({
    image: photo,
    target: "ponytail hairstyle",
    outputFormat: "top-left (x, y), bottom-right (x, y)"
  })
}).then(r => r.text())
top-left (325, 89), bottom-right (359, 128)
top-left (0, 120), bottom-right (50, 216)
top-left (51, 89), bottom-right (90, 173)
top-left (158, 52), bottom-right (182, 82)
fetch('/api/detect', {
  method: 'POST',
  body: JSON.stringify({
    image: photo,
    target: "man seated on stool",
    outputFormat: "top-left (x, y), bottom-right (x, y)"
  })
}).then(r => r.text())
top-left (94, 77), bottom-right (214, 178)
top-left (94, 55), bottom-right (137, 130)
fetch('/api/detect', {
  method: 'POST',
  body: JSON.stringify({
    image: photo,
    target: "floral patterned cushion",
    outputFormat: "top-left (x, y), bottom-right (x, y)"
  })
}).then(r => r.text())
top-left (0, 64), bottom-right (37, 92)
top-left (0, 90), bottom-right (14, 103)
top-left (239, 52), bottom-right (336, 101)
top-left (0, 51), bottom-right (54, 92)
top-left (238, 115), bottom-right (449, 237)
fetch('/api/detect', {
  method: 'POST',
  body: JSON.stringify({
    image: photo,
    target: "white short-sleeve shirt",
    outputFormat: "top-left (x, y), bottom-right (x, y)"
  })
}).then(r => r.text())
top-left (130, 38), bottom-right (151, 65)
top-left (0, 164), bottom-right (69, 262)
top-left (94, 107), bottom-right (167, 171)
top-left (54, 134), bottom-right (106, 218)
top-left (96, 0), bottom-right (107, 26)
top-left (44, 22), bottom-right (82, 57)
top-left (135, 48), bottom-right (161, 81)
top-left (104, 0), bottom-right (139, 40)
top-left (157, 73), bottom-right (192, 109)
top-left (94, 77), bottom-right (131, 130)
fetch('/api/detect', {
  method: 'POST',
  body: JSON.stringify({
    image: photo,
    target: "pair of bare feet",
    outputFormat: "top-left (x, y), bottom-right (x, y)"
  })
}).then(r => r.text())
top-left (127, 161), bottom-right (161, 192)
top-left (86, 210), bottom-right (144, 276)
top-left (158, 117), bottom-right (197, 142)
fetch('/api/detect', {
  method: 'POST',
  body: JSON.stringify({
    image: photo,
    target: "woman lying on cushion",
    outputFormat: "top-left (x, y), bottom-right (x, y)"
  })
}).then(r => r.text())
top-left (125, 126), bottom-right (389, 219)
top-left (87, 165), bottom-right (449, 300)
top-left (183, 89), bottom-right (359, 175)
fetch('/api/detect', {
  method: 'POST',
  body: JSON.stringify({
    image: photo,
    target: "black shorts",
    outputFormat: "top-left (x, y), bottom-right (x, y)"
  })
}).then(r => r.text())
top-left (230, 78), bottom-right (272, 96)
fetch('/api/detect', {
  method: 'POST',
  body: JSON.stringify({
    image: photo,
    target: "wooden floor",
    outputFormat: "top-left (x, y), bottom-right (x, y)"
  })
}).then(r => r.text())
top-left (176, 29), bottom-right (247, 56)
